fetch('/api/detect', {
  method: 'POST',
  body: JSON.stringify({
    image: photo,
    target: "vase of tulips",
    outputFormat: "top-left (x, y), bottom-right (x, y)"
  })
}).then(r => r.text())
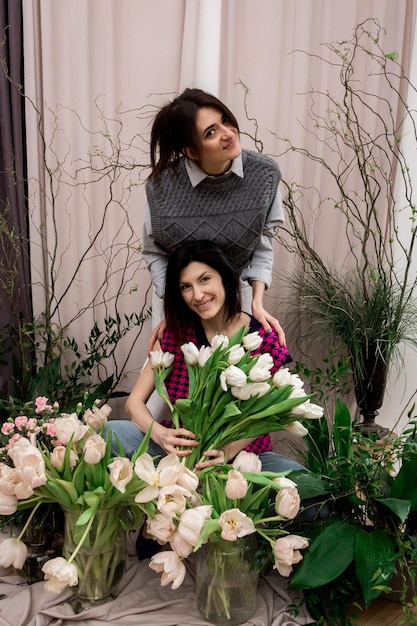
top-left (62, 507), bottom-right (126, 602)
top-left (195, 534), bottom-right (259, 626)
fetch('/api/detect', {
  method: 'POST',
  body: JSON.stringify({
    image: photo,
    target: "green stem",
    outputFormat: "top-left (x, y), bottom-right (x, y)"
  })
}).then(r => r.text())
top-left (67, 514), bottom-right (95, 564)
top-left (17, 502), bottom-right (42, 540)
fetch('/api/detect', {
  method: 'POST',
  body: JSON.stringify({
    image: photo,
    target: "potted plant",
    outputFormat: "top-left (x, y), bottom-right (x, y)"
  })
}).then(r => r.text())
top-left (274, 19), bottom-right (417, 435)
top-left (288, 397), bottom-right (417, 625)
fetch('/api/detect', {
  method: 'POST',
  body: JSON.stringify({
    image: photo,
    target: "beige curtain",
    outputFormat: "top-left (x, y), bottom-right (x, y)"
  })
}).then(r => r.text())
top-left (22, 0), bottom-right (417, 428)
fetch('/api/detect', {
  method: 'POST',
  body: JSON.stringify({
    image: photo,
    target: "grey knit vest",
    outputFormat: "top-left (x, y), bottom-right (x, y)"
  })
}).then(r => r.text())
top-left (146, 149), bottom-right (281, 271)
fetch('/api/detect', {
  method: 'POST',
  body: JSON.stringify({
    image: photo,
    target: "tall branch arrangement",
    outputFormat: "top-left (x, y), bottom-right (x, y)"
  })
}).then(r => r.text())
top-left (0, 67), bottom-right (161, 415)
top-left (271, 19), bottom-right (417, 393)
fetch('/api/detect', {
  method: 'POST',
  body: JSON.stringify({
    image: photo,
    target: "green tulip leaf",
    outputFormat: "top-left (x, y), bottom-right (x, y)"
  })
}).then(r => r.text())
top-left (289, 520), bottom-right (357, 589)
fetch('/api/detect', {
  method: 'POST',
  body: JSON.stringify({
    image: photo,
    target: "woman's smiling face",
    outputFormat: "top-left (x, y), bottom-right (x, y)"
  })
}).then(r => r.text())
top-left (179, 261), bottom-right (226, 323)
top-left (188, 106), bottom-right (241, 175)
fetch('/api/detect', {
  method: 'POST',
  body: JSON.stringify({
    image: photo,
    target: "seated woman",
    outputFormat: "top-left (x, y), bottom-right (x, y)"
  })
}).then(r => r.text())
top-left (107, 240), bottom-right (305, 474)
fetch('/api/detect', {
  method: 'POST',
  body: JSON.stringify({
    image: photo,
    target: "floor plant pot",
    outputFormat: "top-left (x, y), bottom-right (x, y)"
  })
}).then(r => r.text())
top-left (63, 507), bottom-right (127, 604)
top-left (195, 535), bottom-right (259, 626)
top-left (353, 349), bottom-right (390, 438)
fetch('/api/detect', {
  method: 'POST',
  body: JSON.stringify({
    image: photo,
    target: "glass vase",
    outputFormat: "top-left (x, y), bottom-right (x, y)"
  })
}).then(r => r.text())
top-left (196, 535), bottom-right (259, 626)
top-left (63, 507), bottom-right (126, 603)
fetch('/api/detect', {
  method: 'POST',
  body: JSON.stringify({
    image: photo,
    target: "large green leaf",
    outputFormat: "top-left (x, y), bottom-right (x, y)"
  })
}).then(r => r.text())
top-left (289, 520), bottom-right (357, 589)
top-left (376, 497), bottom-right (411, 525)
top-left (354, 528), bottom-right (396, 606)
top-left (390, 443), bottom-right (417, 511)
top-left (289, 470), bottom-right (331, 500)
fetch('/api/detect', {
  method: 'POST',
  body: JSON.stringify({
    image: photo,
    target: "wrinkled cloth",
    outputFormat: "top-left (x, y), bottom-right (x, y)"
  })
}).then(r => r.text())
top-left (0, 553), bottom-right (313, 626)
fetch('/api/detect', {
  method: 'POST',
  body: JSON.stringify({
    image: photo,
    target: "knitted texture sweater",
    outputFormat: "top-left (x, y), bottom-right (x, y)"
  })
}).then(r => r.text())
top-left (160, 317), bottom-right (292, 455)
top-left (146, 149), bottom-right (281, 272)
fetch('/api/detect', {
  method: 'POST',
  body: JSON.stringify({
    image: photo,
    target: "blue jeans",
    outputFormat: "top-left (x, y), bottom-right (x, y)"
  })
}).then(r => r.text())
top-left (104, 419), bottom-right (306, 472)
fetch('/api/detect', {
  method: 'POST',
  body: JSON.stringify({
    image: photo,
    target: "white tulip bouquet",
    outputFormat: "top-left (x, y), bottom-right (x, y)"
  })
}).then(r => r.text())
top-left (143, 327), bottom-right (322, 621)
top-left (150, 326), bottom-right (324, 469)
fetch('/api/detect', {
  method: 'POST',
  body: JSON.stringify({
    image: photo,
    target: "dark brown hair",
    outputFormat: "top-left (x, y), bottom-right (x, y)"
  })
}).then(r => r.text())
top-left (164, 240), bottom-right (241, 343)
top-left (149, 88), bottom-right (239, 179)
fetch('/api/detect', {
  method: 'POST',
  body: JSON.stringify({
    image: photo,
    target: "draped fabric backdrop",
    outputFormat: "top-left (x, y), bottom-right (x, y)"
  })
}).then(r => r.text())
top-left (15, 0), bottom-right (417, 430)
top-left (0, 0), bottom-right (32, 397)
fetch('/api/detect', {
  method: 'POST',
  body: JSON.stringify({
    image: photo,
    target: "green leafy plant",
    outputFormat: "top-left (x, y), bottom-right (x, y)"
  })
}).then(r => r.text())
top-left (270, 19), bottom-right (417, 432)
top-left (289, 398), bottom-right (417, 625)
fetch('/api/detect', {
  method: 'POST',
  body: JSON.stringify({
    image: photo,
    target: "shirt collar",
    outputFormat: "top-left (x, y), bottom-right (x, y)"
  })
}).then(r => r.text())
top-left (184, 152), bottom-right (244, 187)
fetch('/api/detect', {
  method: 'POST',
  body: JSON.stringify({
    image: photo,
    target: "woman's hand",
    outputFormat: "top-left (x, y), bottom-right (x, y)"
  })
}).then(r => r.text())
top-left (195, 448), bottom-right (227, 470)
top-left (153, 424), bottom-right (199, 457)
top-left (252, 301), bottom-right (286, 346)
top-left (148, 318), bottom-right (167, 354)
top-left (251, 280), bottom-right (286, 345)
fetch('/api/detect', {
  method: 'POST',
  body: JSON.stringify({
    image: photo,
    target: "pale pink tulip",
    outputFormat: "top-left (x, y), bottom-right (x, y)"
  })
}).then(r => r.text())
top-left (232, 451), bottom-right (262, 473)
top-left (7, 437), bottom-right (43, 468)
top-left (0, 537), bottom-right (28, 569)
top-left (146, 512), bottom-right (176, 544)
top-left (108, 457), bottom-right (133, 493)
top-left (272, 535), bottom-right (309, 576)
top-left (169, 530), bottom-right (194, 558)
top-left (50, 445), bottom-right (78, 471)
top-left (218, 508), bottom-right (256, 541)
top-left (53, 413), bottom-right (89, 445)
top-left (177, 505), bottom-right (213, 547)
top-left (0, 492), bottom-right (18, 515)
top-left (42, 556), bottom-right (79, 593)
top-left (15, 461), bottom-right (47, 494)
top-left (0, 464), bottom-right (19, 496)
top-left (157, 484), bottom-right (191, 516)
top-left (275, 485), bottom-right (301, 520)
top-left (83, 434), bottom-right (106, 464)
top-left (176, 466), bottom-right (199, 491)
top-left (84, 403), bottom-right (112, 430)
top-left (149, 550), bottom-right (186, 589)
top-left (225, 470), bottom-right (248, 499)
top-left (134, 453), bottom-right (184, 502)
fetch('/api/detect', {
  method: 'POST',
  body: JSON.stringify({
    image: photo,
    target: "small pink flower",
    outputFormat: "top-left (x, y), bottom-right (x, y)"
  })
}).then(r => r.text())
top-left (1, 423), bottom-right (14, 436)
top-left (45, 422), bottom-right (57, 437)
top-left (35, 396), bottom-right (51, 414)
top-left (14, 416), bottom-right (28, 429)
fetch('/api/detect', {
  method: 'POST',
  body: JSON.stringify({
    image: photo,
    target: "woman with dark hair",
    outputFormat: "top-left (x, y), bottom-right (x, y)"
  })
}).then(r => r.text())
top-left (108, 241), bottom-right (303, 473)
top-left (143, 87), bottom-right (286, 346)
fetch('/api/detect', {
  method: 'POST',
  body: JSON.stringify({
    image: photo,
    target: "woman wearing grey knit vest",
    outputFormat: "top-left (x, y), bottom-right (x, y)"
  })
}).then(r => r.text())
top-left (143, 88), bottom-right (286, 348)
